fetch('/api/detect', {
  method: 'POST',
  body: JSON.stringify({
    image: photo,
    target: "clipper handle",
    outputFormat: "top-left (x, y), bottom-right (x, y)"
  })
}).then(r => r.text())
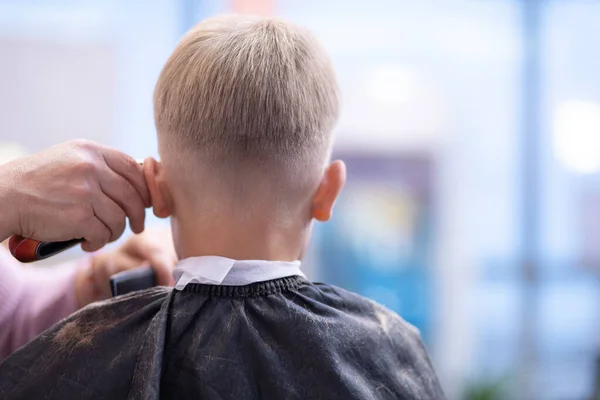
top-left (8, 235), bottom-right (82, 263)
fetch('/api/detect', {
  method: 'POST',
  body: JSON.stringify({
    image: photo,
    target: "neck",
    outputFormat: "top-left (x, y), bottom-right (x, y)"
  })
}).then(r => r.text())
top-left (171, 209), bottom-right (310, 261)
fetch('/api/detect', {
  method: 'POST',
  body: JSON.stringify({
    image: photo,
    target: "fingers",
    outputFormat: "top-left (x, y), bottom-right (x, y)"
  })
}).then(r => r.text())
top-left (98, 168), bottom-right (147, 234)
top-left (100, 146), bottom-right (151, 207)
top-left (126, 237), bottom-right (176, 286)
top-left (81, 217), bottom-right (112, 252)
top-left (92, 194), bottom-right (126, 242)
top-left (148, 255), bottom-right (176, 286)
top-left (91, 253), bottom-right (140, 299)
top-left (93, 244), bottom-right (175, 296)
top-left (90, 254), bottom-right (113, 299)
top-left (85, 228), bottom-right (177, 303)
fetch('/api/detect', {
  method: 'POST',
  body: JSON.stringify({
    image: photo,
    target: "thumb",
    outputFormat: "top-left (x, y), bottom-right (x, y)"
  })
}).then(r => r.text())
top-left (148, 253), bottom-right (176, 286)
top-left (125, 232), bottom-right (176, 286)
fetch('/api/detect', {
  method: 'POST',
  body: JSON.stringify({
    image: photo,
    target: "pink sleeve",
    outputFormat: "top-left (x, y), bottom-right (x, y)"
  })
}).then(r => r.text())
top-left (0, 247), bottom-right (85, 361)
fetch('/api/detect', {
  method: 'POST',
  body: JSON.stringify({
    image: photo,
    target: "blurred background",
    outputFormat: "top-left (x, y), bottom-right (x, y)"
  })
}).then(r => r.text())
top-left (1, 0), bottom-right (600, 398)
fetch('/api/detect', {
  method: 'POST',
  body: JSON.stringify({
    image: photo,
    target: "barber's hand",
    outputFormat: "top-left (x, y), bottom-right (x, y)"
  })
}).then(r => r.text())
top-left (74, 228), bottom-right (176, 307)
top-left (0, 140), bottom-right (150, 251)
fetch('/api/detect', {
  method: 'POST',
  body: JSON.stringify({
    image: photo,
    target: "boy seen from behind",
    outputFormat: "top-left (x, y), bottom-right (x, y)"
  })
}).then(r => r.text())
top-left (0, 15), bottom-right (445, 400)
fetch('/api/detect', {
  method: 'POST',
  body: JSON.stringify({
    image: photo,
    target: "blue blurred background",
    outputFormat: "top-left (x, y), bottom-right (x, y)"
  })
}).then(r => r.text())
top-left (2, 0), bottom-right (600, 398)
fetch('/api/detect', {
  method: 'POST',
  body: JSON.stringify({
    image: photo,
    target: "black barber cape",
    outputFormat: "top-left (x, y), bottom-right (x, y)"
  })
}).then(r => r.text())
top-left (0, 276), bottom-right (446, 399)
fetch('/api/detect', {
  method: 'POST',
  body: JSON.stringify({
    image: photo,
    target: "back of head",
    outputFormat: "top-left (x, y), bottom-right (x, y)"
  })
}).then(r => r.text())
top-left (154, 15), bottom-right (339, 207)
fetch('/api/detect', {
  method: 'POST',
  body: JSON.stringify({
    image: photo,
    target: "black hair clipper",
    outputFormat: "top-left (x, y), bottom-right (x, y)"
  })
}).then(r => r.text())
top-left (110, 266), bottom-right (157, 297)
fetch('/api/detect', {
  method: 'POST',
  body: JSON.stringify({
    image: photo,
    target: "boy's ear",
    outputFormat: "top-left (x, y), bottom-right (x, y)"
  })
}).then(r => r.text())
top-left (143, 157), bottom-right (173, 219)
top-left (311, 160), bottom-right (346, 222)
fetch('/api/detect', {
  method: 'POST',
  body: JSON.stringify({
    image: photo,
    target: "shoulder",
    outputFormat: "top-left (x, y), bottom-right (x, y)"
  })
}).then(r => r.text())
top-left (9, 286), bottom-right (170, 355)
top-left (53, 286), bottom-right (171, 347)
top-left (0, 287), bottom-right (171, 398)
top-left (309, 281), bottom-right (420, 336)
top-left (76, 286), bottom-right (171, 320)
top-left (307, 282), bottom-right (445, 397)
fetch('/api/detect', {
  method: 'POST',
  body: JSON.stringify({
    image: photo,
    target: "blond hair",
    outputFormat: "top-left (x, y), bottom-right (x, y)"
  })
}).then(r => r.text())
top-left (154, 15), bottom-right (339, 190)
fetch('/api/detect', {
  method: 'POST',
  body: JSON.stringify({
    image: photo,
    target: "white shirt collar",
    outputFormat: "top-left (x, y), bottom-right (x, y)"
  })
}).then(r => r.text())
top-left (173, 256), bottom-right (304, 290)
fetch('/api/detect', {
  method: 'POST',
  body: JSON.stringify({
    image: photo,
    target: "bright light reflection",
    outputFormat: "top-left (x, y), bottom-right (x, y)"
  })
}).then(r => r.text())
top-left (553, 100), bottom-right (600, 174)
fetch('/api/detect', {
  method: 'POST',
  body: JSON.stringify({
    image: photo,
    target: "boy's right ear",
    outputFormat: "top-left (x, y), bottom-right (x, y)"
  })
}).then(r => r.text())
top-left (143, 157), bottom-right (172, 219)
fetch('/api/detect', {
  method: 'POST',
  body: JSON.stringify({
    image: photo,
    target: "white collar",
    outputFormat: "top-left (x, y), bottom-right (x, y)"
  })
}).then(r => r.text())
top-left (173, 256), bottom-right (304, 290)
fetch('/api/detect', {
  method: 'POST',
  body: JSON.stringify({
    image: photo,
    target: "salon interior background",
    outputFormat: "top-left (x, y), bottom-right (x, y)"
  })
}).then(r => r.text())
top-left (1, 0), bottom-right (600, 399)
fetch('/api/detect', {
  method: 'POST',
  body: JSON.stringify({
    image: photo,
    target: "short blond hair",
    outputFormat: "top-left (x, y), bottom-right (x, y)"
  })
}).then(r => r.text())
top-left (154, 15), bottom-right (339, 187)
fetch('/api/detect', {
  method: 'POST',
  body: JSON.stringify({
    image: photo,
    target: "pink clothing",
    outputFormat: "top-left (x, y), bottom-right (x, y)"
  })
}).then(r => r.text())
top-left (0, 247), bottom-right (83, 361)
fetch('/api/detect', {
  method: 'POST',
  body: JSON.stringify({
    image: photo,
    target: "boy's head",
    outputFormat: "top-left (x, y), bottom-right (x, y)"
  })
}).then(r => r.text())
top-left (145, 15), bottom-right (345, 258)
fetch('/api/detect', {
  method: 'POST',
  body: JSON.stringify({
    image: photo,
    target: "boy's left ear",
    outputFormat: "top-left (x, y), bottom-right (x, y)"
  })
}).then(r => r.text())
top-left (311, 160), bottom-right (346, 222)
top-left (143, 157), bottom-right (173, 219)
